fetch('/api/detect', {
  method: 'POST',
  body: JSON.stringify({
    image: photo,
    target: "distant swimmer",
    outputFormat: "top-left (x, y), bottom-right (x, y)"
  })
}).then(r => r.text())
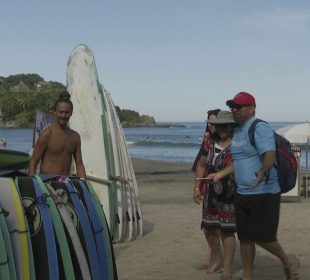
top-left (0, 138), bottom-right (7, 147)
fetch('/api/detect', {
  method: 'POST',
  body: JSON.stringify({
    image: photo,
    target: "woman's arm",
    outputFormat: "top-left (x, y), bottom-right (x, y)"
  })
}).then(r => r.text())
top-left (207, 164), bottom-right (234, 183)
top-left (193, 155), bottom-right (208, 204)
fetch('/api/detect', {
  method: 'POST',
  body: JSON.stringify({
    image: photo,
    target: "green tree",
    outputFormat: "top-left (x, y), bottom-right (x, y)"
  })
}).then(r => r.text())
top-left (0, 73), bottom-right (150, 126)
top-left (0, 74), bottom-right (66, 123)
top-left (119, 109), bottom-right (140, 123)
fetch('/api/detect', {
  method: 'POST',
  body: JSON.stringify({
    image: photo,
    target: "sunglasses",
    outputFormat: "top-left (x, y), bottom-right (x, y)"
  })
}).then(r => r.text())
top-left (215, 124), bottom-right (232, 129)
top-left (229, 104), bottom-right (251, 110)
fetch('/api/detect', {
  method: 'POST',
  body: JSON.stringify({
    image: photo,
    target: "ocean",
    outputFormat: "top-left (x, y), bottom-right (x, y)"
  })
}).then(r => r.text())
top-left (1, 122), bottom-right (309, 168)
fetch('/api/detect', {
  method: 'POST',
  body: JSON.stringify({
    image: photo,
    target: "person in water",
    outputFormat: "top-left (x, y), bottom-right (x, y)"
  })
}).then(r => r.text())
top-left (28, 91), bottom-right (86, 177)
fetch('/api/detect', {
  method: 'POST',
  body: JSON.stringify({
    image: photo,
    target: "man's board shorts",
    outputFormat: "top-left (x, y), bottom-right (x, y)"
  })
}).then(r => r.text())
top-left (234, 192), bottom-right (280, 243)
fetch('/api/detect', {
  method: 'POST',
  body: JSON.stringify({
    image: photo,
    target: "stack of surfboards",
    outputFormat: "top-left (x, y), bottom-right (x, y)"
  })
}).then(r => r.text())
top-left (0, 149), bottom-right (30, 176)
top-left (67, 44), bottom-right (143, 242)
top-left (0, 175), bottom-right (118, 279)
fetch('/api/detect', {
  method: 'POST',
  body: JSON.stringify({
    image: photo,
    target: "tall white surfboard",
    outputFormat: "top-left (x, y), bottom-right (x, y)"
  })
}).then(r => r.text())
top-left (104, 88), bottom-right (143, 239)
top-left (67, 43), bottom-right (143, 242)
top-left (100, 84), bottom-right (126, 242)
top-left (66, 44), bottom-right (116, 234)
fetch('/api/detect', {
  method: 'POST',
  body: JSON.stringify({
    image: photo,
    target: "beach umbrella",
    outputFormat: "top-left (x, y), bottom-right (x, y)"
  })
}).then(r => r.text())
top-left (276, 122), bottom-right (310, 143)
top-left (276, 122), bottom-right (310, 197)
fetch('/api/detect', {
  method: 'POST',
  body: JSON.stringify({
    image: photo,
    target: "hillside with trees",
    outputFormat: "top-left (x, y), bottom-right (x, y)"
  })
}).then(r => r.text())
top-left (0, 74), bottom-right (156, 127)
top-left (0, 74), bottom-right (66, 127)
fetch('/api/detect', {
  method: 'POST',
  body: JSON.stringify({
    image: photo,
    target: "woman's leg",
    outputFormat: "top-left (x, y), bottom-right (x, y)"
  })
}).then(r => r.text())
top-left (203, 229), bottom-right (213, 268)
top-left (204, 228), bottom-right (223, 273)
top-left (221, 231), bottom-right (236, 276)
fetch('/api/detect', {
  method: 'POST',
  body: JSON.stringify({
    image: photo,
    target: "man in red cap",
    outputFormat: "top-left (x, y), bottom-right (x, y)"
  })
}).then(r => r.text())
top-left (208, 92), bottom-right (299, 279)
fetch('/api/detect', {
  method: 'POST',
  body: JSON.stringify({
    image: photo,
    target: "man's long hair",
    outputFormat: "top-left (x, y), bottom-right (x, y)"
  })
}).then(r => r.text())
top-left (53, 91), bottom-right (73, 112)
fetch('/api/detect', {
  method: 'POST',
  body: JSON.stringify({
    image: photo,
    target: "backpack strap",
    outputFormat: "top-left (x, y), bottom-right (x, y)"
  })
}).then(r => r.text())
top-left (248, 118), bottom-right (266, 148)
top-left (248, 118), bottom-right (270, 183)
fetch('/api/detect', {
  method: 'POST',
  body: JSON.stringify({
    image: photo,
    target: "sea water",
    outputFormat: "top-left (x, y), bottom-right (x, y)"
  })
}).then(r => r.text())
top-left (1, 122), bottom-right (309, 168)
top-left (0, 128), bottom-right (33, 153)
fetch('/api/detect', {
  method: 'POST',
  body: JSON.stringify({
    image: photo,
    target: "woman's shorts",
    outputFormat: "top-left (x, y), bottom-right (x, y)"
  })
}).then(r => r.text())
top-left (234, 192), bottom-right (280, 243)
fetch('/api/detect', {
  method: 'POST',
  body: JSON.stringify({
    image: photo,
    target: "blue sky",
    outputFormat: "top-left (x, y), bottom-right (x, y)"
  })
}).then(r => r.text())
top-left (1, 1), bottom-right (310, 122)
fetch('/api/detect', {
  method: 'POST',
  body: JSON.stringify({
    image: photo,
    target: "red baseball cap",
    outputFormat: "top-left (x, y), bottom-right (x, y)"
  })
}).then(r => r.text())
top-left (226, 92), bottom-right (256, 107)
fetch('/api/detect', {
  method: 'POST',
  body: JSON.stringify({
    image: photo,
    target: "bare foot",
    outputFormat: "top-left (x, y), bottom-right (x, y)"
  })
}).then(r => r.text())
top-left (219, 272), bottom-right (233, 280)
top-left (207, 258), bottom-right (223, 274)
top-left (205, 253), bottom-right (212, 269)
top-left (284, 254), bottom-right (300, 280)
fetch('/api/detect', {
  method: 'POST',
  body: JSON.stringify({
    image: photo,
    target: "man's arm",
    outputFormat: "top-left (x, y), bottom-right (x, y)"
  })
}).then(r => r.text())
top-left (74, 134), bottom-right (86, 178)
top-left (252, 150), bottom-right (276, 188)
top-left (28, 129), bottom-right (50, 176)
top-left (251, 123), bottom-right (276, 187)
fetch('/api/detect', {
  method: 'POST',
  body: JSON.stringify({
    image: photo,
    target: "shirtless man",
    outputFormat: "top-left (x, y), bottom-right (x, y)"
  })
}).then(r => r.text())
top-left (28, 91), bottom-right (86, 178)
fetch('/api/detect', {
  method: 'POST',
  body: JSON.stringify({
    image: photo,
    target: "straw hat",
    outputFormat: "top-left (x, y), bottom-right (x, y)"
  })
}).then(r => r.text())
top-left (208, 110), bottom-right (235, 124)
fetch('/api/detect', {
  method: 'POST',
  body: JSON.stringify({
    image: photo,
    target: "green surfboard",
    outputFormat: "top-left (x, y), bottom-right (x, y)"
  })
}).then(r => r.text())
top-left (34, 175), bottom-right (75, 279)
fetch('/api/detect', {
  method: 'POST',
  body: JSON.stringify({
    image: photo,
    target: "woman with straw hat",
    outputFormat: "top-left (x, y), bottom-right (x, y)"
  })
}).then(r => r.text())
top-left (194, 110), bottom-right (237, 280)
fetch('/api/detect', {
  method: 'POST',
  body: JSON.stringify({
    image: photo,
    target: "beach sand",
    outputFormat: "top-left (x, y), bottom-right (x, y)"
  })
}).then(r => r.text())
top-left (113, 158), bottom-right (310, 280)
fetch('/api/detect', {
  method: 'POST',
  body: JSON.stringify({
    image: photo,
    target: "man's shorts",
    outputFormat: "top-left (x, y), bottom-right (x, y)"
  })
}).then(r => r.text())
top-left (234, 192), bottom-right (280, 243)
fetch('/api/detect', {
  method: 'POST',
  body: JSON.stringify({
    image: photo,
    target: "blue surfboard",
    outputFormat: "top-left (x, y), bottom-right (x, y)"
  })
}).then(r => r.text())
top-left (83, 180), bottom-right (118, 280)
top-left (34, 175), bottom-right (76, 279)
top-left (50, 178), bottom-right (102, 280)
top-left (72, 179), bottom-right (111, 279)
top-left (16, 176), bottom-right (59, 280)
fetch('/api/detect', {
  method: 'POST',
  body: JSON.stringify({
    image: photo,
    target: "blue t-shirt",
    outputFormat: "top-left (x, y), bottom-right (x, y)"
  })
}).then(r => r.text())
top-left (231, 117), bottom-right (281, 195)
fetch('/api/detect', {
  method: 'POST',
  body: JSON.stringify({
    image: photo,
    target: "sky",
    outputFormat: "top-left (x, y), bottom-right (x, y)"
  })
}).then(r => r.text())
top-left (1, 1), bottom-right (310, 122)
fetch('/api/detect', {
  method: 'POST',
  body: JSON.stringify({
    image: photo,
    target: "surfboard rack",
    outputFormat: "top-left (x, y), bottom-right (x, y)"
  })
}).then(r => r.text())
top-left (85, 174), bottom-right (112, 185)
top-left (110, 175), bottom-right (133, 183)
top-left (71, 173), bottom-right (112, 185)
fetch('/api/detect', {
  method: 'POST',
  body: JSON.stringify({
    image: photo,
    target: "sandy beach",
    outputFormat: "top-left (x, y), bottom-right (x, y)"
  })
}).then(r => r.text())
top-left (113, 158), bottom-right (310, 280)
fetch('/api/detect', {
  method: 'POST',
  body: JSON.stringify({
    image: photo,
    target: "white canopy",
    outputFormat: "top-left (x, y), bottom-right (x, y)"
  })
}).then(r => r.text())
top-left (277, 122), bottom-right (310, 198)
top-left (276, 122), bottom-right (310, 144)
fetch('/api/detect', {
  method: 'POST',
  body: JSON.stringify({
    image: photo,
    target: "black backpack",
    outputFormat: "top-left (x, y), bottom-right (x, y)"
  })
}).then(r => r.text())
top-left (248, 119), bottom-right (298, 193)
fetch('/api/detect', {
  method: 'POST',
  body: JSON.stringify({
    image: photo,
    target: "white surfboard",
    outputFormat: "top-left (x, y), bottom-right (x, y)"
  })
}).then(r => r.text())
top-left (45, 183), bottom-right (91, 279)
top-left (123, 130), bottom-right (143, 238)
top-left (104, 92), bottom-right (135, 241)
top-left (100, 85), bottom-right (125, 242)
top-left (105, 90), bottom-right (143, 239)
top-left (66, 44), bottom-right (115, 233)
top-left (102, 86), bottom-right (130, 241)
top-left (67, 43), bottom-right (143, 242)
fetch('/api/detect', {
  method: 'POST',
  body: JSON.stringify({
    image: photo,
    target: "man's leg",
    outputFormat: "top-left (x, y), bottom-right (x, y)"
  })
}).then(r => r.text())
top-left (257, 241), bottom-right (288, 266)
top-left (257, 241), bottom-right (299, 279)
top-left (240, 241), bottom-right (255, 280)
